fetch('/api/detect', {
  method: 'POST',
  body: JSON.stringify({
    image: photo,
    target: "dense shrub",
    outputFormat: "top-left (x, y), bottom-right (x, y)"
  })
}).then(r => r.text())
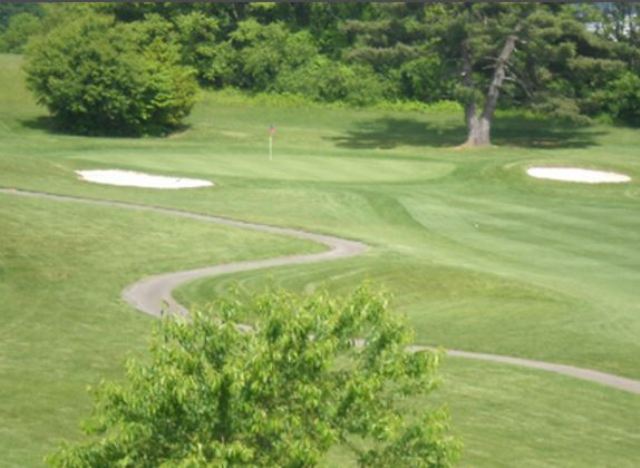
top-left (230, 19), bottom-right (318, 90)
top-left (531, 95), bottom-right (592, 125)
top-left (0, 3), bottom-right (42, 31)
top-left (24, 13), bottom-right (197, 136)
top-left (600, 72), bottom-right (640, 126)
top-left (0, 13), bottom-right (41, 53)
top-left (399, 56), bottom-right (452, 103)
top-left (189, 40), bottom-right (237, 88)
top-left (275, 56), bottom-right (388, 105)
top-left (174, 12), bottom-right (224, 84)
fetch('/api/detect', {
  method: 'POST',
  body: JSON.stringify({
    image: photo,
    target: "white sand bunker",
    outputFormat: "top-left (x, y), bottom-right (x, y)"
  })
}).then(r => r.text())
top-left (76, 170), bottom-right (213, 189)
top-left (527, 167), bottom-right (630, 184)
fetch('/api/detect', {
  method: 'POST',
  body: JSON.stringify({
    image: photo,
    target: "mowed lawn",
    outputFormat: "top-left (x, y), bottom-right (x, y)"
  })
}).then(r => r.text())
top-left (1, 53), bottom-right (639, 466)
top-left (0, 194), bottom-right (320, 467)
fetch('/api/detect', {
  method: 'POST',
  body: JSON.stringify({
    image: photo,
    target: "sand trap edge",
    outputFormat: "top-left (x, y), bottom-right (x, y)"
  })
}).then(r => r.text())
top-left (527, 167), bottom-right (631, 184)
top-left (76, 169), bottom-right (214, 189)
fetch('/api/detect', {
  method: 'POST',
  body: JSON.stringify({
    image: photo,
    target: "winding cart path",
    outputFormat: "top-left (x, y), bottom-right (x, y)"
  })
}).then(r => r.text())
top-left (3, 187), bottom-right (639, 395)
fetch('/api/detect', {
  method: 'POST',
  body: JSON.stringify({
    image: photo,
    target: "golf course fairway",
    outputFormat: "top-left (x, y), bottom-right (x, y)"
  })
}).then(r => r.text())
top-left (1, 53), bottom-right (639, 466)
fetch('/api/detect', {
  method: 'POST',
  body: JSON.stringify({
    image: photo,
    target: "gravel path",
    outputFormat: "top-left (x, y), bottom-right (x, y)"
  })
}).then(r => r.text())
top-left (3, 187), bottom-right (639, 395)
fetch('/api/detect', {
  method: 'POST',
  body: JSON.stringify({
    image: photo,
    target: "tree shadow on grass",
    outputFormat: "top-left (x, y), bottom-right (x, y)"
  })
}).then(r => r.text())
top-left (20, 115), bottom-right (61, 133)
top-left (20, 115), bottom-right (191, 138)
top-left (327, 114), bottom-right (604, 150)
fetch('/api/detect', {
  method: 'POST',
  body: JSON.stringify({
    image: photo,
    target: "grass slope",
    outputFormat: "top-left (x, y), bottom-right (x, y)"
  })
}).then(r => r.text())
top-left (1, 53), bottom-right (639, 466)
top-left (324, 357), bottom-right (640, 467)
top-left (0, 194), bottom-right (319, 467)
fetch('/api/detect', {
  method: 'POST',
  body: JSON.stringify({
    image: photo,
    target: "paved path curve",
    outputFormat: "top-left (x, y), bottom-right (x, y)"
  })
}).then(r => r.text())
top-left (3, 187), bottom-right (639, 395)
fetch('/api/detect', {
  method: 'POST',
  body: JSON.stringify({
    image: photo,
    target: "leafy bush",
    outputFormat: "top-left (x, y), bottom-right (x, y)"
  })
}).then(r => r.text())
top-left (0, 13), bottom-right (41, 53)
top-left (399, 55), bottom-right (453, 103)
top-left (48, 286), bottom-right (459, 467)
top-left (275, 56), bottom-right (388, 105)
top-left (197, 40), bottom-right (238, 87)
top-left (24, 13), bottom-right (198, 136)
top-left (600, 72), bottom-right (640, 126)
top-left (230, 20), bottom-right (319, 90)
top-left (174, 12), bottom-right (225, 85)
top-left (0, 3), bottom-right (42, 31)
top-left (530, 95), bottom-right (592, 125)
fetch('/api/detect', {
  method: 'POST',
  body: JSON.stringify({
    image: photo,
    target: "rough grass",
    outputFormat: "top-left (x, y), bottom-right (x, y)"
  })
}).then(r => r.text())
top-left (1, 53), bottom-right (639, 466)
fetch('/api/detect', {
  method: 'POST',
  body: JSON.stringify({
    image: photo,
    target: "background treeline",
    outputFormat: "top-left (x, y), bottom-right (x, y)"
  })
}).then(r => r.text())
top-left (2, 2), bottom-right (639, 129)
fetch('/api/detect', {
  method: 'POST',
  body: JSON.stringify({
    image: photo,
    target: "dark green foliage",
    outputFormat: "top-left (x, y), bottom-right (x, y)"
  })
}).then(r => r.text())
top-left (401, 4), bottom-right (639, 144)
top-left (16, 3), bottom-right (640, 128)
top-left (48, 286), bottom-right (459, 467)
top-left (128, 10), bottom-right (232, 88)
top-left (597, 71), bottom-right (640, 126)
top-left (174, 12), bottom-right (223, 84)
top-left (399, 56), bottom-right (453, 103)
top-left (0, 3), bottom-right (42, 31)
top-left (275, 57), bottom-right (388, 105)
top-left (24, 12), bottom-right (197, 136)
top-left (230, 19), bottom-right (318, 91)
top-left (0, 12), bottom-right (41, 53)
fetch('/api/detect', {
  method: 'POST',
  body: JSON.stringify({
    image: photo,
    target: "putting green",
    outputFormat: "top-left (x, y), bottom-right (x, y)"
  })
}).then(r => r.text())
top-left (72, 151), bottom-right (457, 183)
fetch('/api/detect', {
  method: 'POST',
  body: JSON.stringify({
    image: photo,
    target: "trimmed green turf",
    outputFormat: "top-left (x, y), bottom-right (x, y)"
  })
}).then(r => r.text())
top-left (0, 195), bottom-right (320, 467)
top-left (324, 356), bottom-right (640, 468)
top-left (1, 53), bottom-right (639, 466)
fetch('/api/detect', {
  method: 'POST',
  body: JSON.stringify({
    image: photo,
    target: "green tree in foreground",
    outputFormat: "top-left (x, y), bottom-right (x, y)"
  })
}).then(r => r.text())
top-left (48, 286), bottom-right (459, 467)
top-left (24, 12), bottom-right (197, 136)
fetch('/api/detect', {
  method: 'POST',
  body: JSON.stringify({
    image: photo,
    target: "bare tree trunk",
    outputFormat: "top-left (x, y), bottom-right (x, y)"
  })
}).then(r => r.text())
top-left (466, 114), bottom-right (492, 147)
top-left (461, 41), bottom-right (491, 147)
top-left (463, 30), bottom-right (519, 147)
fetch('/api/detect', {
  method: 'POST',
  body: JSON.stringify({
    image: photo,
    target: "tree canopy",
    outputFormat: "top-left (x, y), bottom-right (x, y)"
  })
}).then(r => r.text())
top-left (341, 3), bottom-right (636, 145)
top-left (14, 3), bottom-right (640, 139)
top-left (48, 286), bottom-right (459, 467)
